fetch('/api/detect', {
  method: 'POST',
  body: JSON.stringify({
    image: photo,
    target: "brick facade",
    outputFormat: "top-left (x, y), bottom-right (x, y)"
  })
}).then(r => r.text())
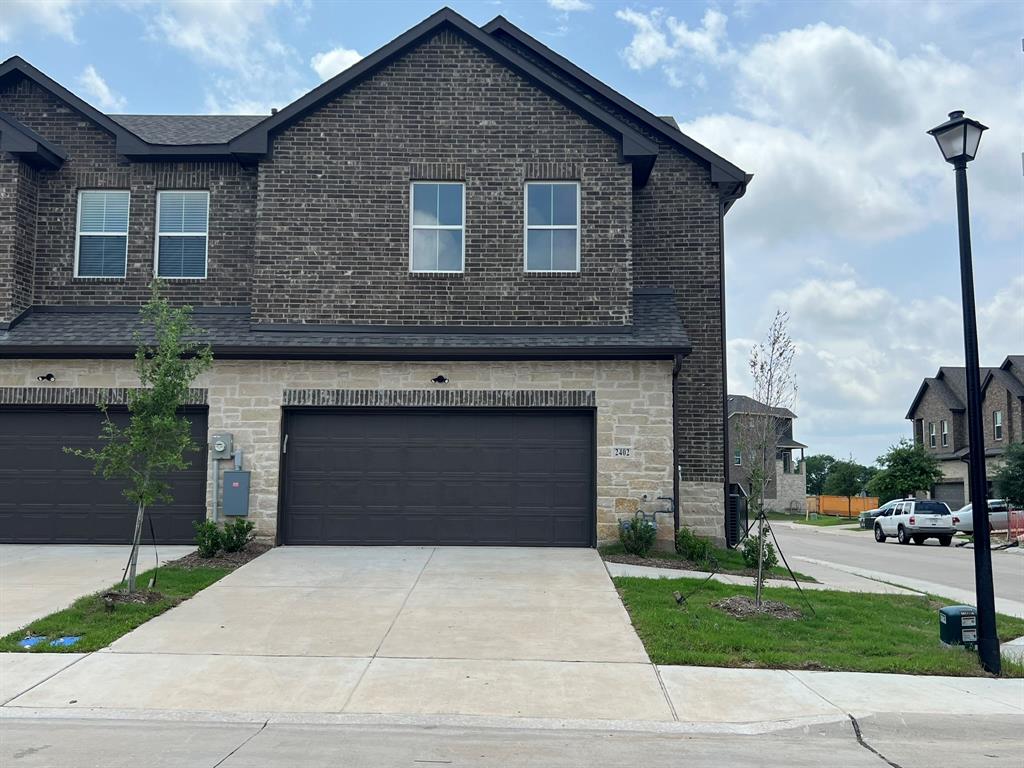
top-left (0, 18), bottom-right (741, 543)
top-left (252, 30), bottom-right (632, 327)
top-left (0, 78), bottom-right (258, 308)
top-left (0, 156), bottom-right (36, 323)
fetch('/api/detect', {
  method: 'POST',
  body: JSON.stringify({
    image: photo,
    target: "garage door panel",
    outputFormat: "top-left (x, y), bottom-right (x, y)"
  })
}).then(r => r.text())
top-left (281, 408), bottom-right (594, 547)
top-left (0, 407), bottom-right (208, 544)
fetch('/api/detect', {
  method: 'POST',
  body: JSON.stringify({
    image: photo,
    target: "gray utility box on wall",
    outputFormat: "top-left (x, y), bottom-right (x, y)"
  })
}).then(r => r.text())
top-left (222, 471), bottom-right (251, 517)
top-left (939, 605), bottom-right (977, 648)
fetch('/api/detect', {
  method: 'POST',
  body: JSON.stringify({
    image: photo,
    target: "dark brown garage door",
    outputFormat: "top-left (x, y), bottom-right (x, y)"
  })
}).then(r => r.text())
top-left (281, 408), bottom-right (595, 546)
top-left (931, 481), bottom-right (965, 509)
top-left (0, 407), bottom-right (208, 544)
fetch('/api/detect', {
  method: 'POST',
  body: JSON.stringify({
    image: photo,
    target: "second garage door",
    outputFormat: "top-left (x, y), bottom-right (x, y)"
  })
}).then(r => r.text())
top-left (931, 481), bottom-right (965, 509)
top-left (0, 406), bottom-right (208, 544)
top-left (280, 408), bottom-right (595, 546)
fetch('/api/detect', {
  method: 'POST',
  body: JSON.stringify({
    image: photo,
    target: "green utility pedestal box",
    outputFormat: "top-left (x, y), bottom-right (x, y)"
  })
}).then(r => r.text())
top-left (939, 605), bottom-right (977, 648)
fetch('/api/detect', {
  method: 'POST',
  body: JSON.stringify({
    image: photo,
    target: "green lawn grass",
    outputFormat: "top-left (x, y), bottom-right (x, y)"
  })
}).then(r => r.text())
top-left (599, 543), bottom-right (817, 583)
top-left (615, 575), bottom-right (1024, 677)
top-left (0, 566), bottom-right (230, 653)
top-left (765, 511), bottom-right (859, 527)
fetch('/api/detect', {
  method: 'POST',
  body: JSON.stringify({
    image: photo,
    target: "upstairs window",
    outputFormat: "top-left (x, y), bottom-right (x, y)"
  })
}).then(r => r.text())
top-left (941, 420), bottom-right (949, 447)
top-left (410, 182), bottom-right (464, 272)
top-left (75, 190), bottom-right (129, 278)
top-left (928, 422), bottom-right (936, 448)
top-left (733, 450), bottom-right (742, 466)
top-left (525, 182), bottom-right (579, 272)
top-left (156, 191), bottom-right (209, 279)
top-left (994, 410), bottom-right (1003, 440)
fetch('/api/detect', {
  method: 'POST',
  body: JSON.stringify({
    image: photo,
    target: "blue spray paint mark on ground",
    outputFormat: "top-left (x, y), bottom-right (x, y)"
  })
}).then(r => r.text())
top-left (49, 636), bottom-right (81, 648)
top-left (18, 636), bottom-right (47, 649)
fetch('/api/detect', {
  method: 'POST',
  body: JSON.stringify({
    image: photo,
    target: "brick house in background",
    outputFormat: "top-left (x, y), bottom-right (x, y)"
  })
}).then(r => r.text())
top-left (727, 395), bottom-right (807, 515)
top-left (0, 9), bottom-right (751, 549)
top-left (906, 355), bottom-right (1024, 508)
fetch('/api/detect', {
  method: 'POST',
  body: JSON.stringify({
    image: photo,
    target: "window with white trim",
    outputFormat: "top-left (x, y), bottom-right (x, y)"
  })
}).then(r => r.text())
top-left (75, 190), bottom-right (129, 278)
top-left (156, 191), bottom-right (209, 278)
top-left (410, 182), bottom-right (464, 272)
top-left (928, 421), bottom-right (936, 448)
top-left (525, 182), bottom-right (579, 272)
top-left (734, 450), bottom-right (742, 466)
top-left (940, 419), bottom-right (948, 447)
top-left (994, 410), bottom-right (1003, 440)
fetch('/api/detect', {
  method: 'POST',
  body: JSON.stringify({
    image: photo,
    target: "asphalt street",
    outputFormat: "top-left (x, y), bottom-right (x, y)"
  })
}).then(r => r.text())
top-left (1, 714), bottom-right (1021, 768)
top-left (769, 522), bottom-right (1024, 605)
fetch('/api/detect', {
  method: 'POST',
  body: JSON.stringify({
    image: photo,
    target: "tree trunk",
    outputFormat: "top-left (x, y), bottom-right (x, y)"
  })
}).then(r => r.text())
top-left (755, 512), bottom-right (765, 607)
top-left (126, 501), bottom-right (146, 594)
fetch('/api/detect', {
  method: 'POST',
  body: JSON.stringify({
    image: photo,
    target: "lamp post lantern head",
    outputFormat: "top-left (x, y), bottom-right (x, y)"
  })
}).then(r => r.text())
top-left (928, 110), bottom-right (988, 164)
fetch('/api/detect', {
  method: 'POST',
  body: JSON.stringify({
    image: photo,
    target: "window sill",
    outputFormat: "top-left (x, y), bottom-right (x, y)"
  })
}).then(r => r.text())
top-left (409, 271), bottom-right (464, 277)
top-left (72, 276), bottom-right (126, 281)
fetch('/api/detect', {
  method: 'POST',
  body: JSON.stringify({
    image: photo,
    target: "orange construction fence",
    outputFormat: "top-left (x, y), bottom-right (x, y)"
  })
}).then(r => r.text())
top-left (805, 495), bottom-right (880, 518)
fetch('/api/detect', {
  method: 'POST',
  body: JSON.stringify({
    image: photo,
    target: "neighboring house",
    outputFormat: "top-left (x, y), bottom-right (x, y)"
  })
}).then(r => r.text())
top-left (905, 355), bottom-right (1024, 508)
top-left (0, 9), bottom-right (750, 549)
top-left (727, 395), bottom-right (807, 514)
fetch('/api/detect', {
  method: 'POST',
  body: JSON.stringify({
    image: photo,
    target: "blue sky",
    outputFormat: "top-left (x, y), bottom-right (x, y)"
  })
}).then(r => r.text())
top-left (3, 0), bottom-right (1022, 464)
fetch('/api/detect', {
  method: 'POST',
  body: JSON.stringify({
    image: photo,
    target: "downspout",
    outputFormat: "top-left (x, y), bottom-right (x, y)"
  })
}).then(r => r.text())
top-left (672, 353), bottom-right (682, 535)
top-left (719, 196), bottom-right (731, 544)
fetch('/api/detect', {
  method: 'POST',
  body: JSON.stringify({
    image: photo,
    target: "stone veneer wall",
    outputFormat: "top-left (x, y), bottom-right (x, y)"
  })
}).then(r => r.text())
top-left (0, 358), bottom-right (698, 545)
top-left (773, 460), bottom-right (807, 514)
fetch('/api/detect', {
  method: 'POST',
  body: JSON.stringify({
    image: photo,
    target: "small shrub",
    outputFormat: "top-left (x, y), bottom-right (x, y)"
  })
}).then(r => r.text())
top-left (221, 518), bottom-right (256, 553)
top-left (675, 527), bottom-right (714, 567)
top-left (193, 520), bottom-right (222, 558)
top-left (741, 533), bottom-right (778, 573)
top-left (619, 516), bottom-right (658, 557)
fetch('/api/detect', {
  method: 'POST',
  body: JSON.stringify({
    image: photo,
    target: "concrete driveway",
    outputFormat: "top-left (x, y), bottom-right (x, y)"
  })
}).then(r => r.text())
top-left (0, 544), bottom-right (195, 636)
top-left (7, 547), bottom-right (674, 721)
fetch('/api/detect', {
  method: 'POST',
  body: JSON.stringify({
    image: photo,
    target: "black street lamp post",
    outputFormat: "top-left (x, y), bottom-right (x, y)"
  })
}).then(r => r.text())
top-left (927, 110), bottom-right (1000, 674)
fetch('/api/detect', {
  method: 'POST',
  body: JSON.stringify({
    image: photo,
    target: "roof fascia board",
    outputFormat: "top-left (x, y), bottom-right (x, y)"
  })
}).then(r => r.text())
top-left (228, 8), bottom-right (658, 179)
top-left (483, 17), bottom-right (749, 184)
top-left (905, 379), bottom-right (932, 420)
top-left (0, 111), bottom-right (67, 169)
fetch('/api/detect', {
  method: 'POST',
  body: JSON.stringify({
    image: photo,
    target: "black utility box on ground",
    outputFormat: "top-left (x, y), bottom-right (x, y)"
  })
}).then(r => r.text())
top-left (939, 605), bottom-right (978, 648)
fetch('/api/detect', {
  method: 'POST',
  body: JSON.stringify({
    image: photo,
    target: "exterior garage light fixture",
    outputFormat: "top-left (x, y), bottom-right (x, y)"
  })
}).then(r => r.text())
top-left (431, 375), bottom-right (449, 384)
top-left (927, 110), bottom-right (987, 165)
top-left (36, 373), bottom-right (55, 382)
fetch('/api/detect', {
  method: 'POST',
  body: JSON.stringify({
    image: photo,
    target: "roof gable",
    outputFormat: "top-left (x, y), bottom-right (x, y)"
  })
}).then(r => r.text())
top-left (483, 15), bottom-right (750, 204)
top-left (228, 8), bottom-right (659, 185)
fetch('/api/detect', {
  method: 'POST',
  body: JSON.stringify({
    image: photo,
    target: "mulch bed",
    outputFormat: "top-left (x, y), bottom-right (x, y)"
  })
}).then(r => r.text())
top-left (604, 553), bottom-right (709, 571)
top-left (169, 541), bottom-right (272, 571)
top-left (101, 589), bottom-right (169, 605)
top-left (714, 595), bottom-right (802, 620)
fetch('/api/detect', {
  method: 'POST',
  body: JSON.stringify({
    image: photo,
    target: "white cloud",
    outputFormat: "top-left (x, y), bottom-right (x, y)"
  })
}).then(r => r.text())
top-left (0, 0), bottom-right (79, 43)
top-left (730, 268), bottom-right (1022, 464)
top-left (677, 22), bottom-right (1022, 247)
top-left (137, 0), bottom-right (306, 114)
top-left (77, 65), bottom-right (126, 111)
top-left (548, 0), bottom-right (593, 10)
top-left (615, 9), bottom-right (676, 70)
top-left (310, 46), bottom-right (363, 81)
top-left (616, 7), bottom-right (733, 71)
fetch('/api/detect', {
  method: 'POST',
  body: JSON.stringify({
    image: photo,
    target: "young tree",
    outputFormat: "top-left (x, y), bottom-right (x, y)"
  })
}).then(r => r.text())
top-left (992, 442), bottom-right (1024, 507)
top-left (735, 310), bottom-right (797, 606)
top-left (823, 458), bottom-right (870, 516)
top-left (67, 284), bottom-right (212, 593)
top-left (804, 454), bottom-right (836, 496)
top-left (867, 439), bottom-right (943, 505)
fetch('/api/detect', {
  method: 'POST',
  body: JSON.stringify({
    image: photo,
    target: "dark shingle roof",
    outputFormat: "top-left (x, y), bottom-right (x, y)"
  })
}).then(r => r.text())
top-left (109, 115), bottom-right (265, 145)
top-left (0, 290), bottom-right (688, 359)
top-left (727, 394), bottom-right (796, 420)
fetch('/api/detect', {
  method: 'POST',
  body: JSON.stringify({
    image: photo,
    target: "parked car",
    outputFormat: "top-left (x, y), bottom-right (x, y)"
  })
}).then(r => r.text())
top-left (874, 499), bottom-right (955, 546)
top-left (952, 499), bottom-right (1012, 535)
top-left (859, 499), bottom-right (901, 529)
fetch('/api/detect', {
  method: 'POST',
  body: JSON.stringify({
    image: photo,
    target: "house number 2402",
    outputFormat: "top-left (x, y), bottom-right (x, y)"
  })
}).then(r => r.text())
top-left (613, 446), bottom-right (633, 458)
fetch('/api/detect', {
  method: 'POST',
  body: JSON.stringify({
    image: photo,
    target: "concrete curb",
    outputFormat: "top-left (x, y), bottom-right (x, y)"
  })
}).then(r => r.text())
top-left (0, 705), bottom-right (856, 736)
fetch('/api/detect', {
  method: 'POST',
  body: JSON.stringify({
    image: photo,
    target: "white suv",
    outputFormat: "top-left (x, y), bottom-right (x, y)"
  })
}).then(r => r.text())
top-left (873, 499), bottom-right (955, 546)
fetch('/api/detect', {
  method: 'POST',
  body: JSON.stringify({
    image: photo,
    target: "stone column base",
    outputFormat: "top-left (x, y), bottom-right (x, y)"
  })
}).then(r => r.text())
top-left (678, 480), bottom-right (726, 546)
